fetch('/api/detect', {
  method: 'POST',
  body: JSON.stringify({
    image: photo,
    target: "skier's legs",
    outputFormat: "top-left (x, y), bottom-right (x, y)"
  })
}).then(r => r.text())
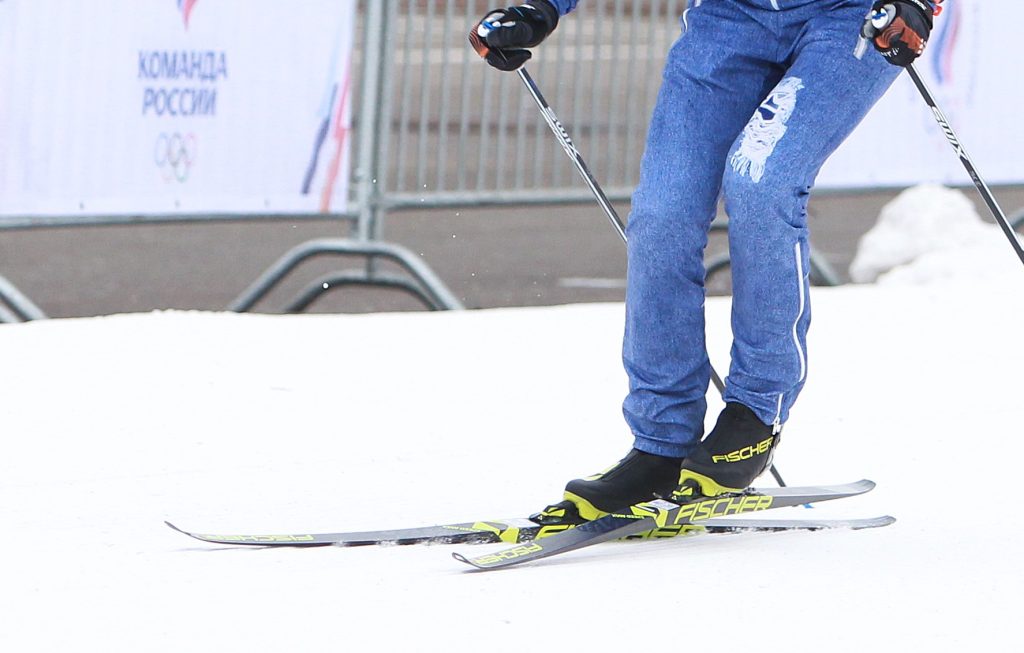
top-left (720, 5), bottom-right (902, 428)
top-left (623, 2), bottom-right (786, 458)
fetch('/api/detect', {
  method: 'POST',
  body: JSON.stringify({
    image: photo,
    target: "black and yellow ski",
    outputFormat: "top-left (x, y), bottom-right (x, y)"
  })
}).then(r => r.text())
top-left (167, 483), bottom-right (889, 549)
top-left (453, 479), bottom-right (883, 570)
top-left (165, 516), bottom-right (890, 548)
top-left (165, 519), bottom-right (557, 547)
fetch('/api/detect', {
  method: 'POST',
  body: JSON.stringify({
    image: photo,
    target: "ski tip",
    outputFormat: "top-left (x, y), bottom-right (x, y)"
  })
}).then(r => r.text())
top-left (452, 551), bottom-right (486, 570)
top-left (841, 479), bottom-right (875, 494)
top-left (830, 479), bottom-right (875, 495)
top-left (875, 515), bottom-right (897, 527)
top-left (165, 521), bottom-right (205, 541)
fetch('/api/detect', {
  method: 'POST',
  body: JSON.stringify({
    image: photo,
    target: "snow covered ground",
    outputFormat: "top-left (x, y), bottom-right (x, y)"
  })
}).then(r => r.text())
top-left (2, 188), bottom-right (1023, 651)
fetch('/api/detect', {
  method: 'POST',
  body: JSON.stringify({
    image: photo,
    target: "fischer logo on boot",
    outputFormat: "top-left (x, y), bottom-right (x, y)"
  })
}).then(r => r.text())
top-left (711, 436), bottom-right (775, 464)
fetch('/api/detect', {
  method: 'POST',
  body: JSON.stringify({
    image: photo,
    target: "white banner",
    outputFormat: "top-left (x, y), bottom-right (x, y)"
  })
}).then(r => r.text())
top-left (0, 0), bottom-right (356, 216)
top-left (819, 0), bottom-right (1023, 189)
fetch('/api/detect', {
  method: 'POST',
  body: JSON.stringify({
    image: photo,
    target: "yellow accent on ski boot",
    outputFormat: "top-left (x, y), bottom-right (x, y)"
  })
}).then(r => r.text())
top-left (559, 449), bottom-right (683, 520)
top-left (670, 469), bottom-right (744, 502)
top-left (670, 402), bottom-right (781, 501)
top-left (531, 499), bottom-right (587, 526)
top-left (532, 449), bottom-right (683, 524)
top-left (560, 491), bottom-right (610, 521)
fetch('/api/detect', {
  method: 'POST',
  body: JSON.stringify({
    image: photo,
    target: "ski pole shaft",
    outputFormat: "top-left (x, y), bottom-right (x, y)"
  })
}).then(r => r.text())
top-left (516, 67), bottom-right (789, 487)
top-left (466, 25), bottom-right (746, 392)
top-left (515, 67), bottom-right (728, 395)
top-left (516, 68), bottom-right (627, 244)
top-left (906, 65), bottom-right (1024, 267)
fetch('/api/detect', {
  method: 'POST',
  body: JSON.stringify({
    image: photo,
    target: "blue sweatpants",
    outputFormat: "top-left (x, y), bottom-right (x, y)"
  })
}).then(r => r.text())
top-left (622, 0), bottom-right (901, 457)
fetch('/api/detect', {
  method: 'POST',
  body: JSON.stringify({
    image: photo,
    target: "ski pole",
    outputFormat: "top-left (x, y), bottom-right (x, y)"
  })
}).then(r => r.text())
top-left (471, 14), bottom-right (786, 485)
top-left (513, 66), bottom-right (789, 488)
top-left (515, 68), bottom-right (627, 243)
top-left (513, 67), bottom-right (726, 392)
top-left (518, 67), bottom-right (743, 389)
top-left (858, 6), bottom-right (1024, 268)
top-left (905, 63), bottom-right (1024, 268)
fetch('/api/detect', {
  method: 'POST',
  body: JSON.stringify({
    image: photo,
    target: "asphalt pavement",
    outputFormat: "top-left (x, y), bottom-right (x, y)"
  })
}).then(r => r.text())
top-left (2, 185), bottom-right (1023, 319)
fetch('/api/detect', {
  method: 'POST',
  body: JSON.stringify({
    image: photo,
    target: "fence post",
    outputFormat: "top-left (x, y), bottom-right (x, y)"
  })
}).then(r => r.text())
top-left (0, 274), bottom-right (47, 322)
top-left (354, 0), bottom-right (392, 242)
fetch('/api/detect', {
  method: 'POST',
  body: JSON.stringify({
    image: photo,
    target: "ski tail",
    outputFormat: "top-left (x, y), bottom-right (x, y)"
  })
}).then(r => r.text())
top-left (164, 519), bottom-right (546, 547)
top-left (165, 521), bottom-right (336, 547)
top-left (689, 514), bottom-right (895, 533)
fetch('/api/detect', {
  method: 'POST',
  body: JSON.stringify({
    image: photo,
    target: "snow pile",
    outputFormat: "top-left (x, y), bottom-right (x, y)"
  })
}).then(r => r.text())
top-left (849, 184), bottom-right (1020, 284)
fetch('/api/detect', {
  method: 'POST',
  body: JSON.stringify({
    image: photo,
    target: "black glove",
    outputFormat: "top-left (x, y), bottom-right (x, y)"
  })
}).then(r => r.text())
top-left (469, 1), bottom-right (559, 72)
top-left (869, 0), bottom-right (934, 67)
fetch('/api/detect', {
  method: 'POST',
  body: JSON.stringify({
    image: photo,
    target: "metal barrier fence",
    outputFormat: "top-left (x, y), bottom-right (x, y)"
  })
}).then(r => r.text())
top-left (227, 0), bottom-right (690, 313)
top-left (13, 1), bottom-right (1011, 320)
top-left (379, 0), bottom-right (682, 208)
top-left (230, 0), bottom-right (849, 313)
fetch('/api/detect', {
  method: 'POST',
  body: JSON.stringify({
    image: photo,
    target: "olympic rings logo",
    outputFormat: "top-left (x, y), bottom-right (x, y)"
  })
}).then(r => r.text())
top-left (154, 132), bottom-right (197, 182)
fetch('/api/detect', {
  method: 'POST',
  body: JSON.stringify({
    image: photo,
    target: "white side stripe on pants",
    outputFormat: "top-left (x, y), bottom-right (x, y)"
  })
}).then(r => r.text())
top-left (792, 241), bottom-right (808, 384)
top-left (776, 241), bottom-right (809, 431)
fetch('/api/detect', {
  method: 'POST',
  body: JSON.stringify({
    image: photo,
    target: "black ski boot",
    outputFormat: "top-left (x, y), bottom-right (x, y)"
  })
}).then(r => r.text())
top-left (532, 449), bottom-right (683, 524)
top-left (670, 402), bottom-right (780, 502)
